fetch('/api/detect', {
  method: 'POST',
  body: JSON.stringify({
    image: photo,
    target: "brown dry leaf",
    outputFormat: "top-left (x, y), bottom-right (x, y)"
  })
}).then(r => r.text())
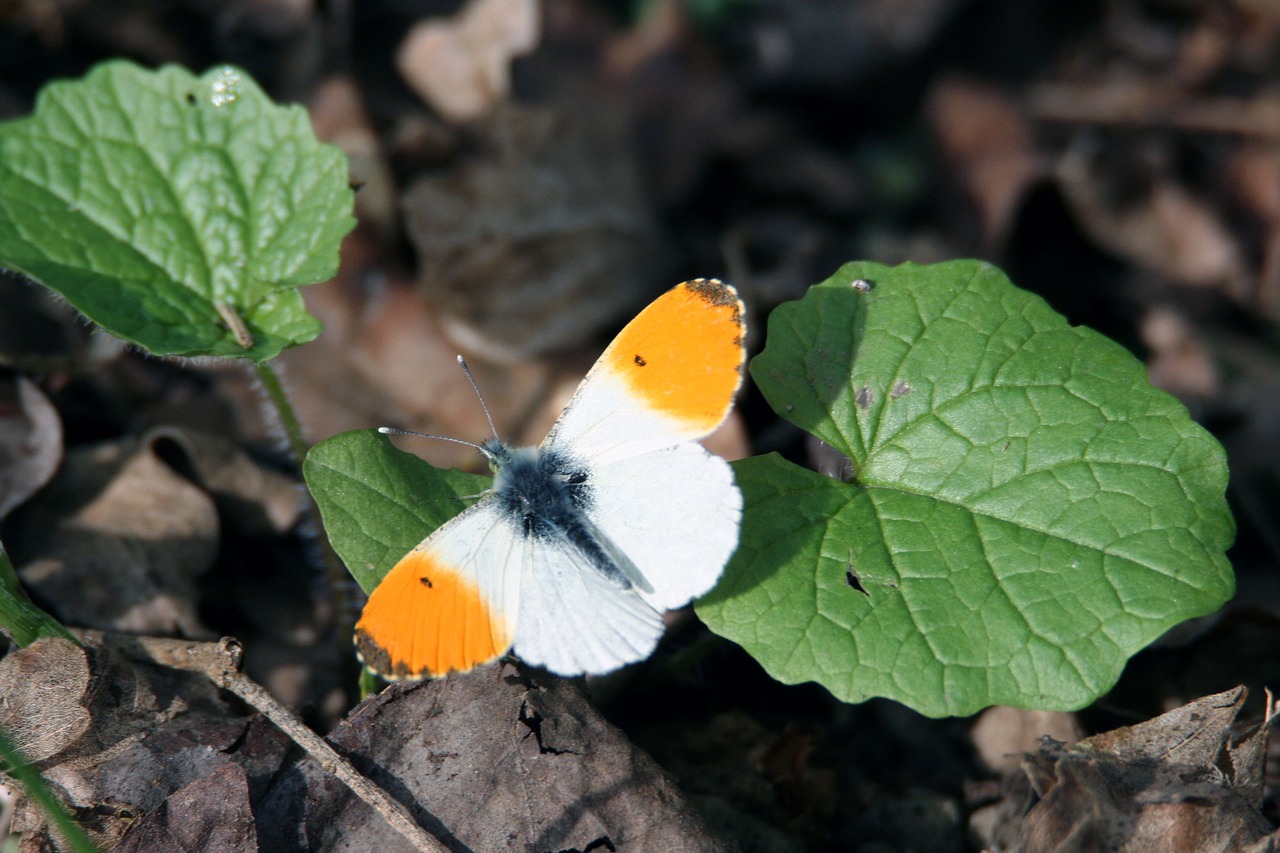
top-left (267, 277), bottom-right (555, 471)
top-left (1228, 143), bottom-right (1280, 315)
top-left (114, 763), bottom-right (259, 853)
top-left (9, 436), bottom-right (219, 636)
top-left (970, 707), bottom-right (1083, 774)
top-left (257, 663), bottom-right (732, 852)
top-left (1, 636), bottom-right (288, 851)
top-left (308, 76), bottom-right (397, 236)
top-left (1234, 0), bottom-right (1280, 16)
top-left (402, 102), bottom-right (662, 361)
top-left (1027, 78), bottom-right (1280, 139)
top-left (1056, 134), bottom-right (1251, 300)
top-left (396, 0), bottom-right (541, 123)
top-left (1015, 686), bottom-right (1280, 852)
top-left (0, 373), bottom-right (61, 519)
top-left (339, 282), bottom-right (552, 449)
top-left (927, 77), bottom-right (1044, 249)
top-left (144, 425), bottom-right (303, 537)
top-left (1139, 306), bottom-right (1220, 399)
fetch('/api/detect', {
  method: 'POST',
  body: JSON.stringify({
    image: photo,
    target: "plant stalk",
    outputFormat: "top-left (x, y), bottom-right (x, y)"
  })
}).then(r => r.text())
top-left (252, 360), bottom-right (354, 633)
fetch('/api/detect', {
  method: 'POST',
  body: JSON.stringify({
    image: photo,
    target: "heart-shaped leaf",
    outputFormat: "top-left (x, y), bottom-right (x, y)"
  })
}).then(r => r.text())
top-left (697, 260), bottom-right (1235, 717)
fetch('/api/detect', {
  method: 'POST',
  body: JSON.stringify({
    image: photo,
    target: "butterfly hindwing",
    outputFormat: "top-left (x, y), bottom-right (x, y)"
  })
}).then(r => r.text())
top-left (576, 441), bottom-right (742, 612)
top-left (354, 499), bottom-right (522, 679)
top-left (512, 524), bottom-right (665, 676)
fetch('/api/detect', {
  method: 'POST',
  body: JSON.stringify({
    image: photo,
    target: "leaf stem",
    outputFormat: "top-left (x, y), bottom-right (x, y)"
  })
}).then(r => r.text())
top-left (215, 302), bottom-right (255, 349)
top-left (252, 360), bottom-right (354, 635)
top-left (254, 360), bottom-right (311, 469)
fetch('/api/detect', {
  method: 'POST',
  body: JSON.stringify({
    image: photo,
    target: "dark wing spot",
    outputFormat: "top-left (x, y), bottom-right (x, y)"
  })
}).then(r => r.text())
top-left (185, 92), bottom-right (197, 105)
top-left (685, 277), bottom-right (734, 305)
top-left (845, 570), bottom-right (869, 595)
top-left (354, 629), bottom-right (407, 679)
top-left (634, 354), bottom-right (647, 366)
top-left (419, 576), bottom-right (434, 588)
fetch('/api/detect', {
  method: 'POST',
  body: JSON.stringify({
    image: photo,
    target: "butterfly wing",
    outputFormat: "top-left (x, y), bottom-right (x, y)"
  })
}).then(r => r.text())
top-left (361, 279), bottom-right (746, 679)
top-left (578, 441), bottom-right (742, 612)
top-left (543, 279), bottom-right (746, 466)
top-left (512, 279), bottom-right (746, 670)
top-left (512, 525), bottom-right (665, 676)
top-left (354, 498), bottom-right (523, 679)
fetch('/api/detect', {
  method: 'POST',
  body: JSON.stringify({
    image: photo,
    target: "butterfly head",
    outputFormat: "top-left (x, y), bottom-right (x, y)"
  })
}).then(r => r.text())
top-left (480, 437), bottom-right (515, 473)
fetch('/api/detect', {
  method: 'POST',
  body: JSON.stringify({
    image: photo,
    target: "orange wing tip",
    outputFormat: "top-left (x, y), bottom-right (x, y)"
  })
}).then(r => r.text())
top-left (353, 551), bottom-right (514, 680)
top-left (681, 277), bottom-right (744, 312)
top-left (353, 629), bottom-right (507, 681)
top-left (679, 279), bottom-right (746, 349)
top-left (604, 278), bottom-right (747, 432)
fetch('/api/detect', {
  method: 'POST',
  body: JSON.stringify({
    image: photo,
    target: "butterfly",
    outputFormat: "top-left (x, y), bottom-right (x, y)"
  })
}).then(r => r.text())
top-left (354, 279), bottom-right (746, 679)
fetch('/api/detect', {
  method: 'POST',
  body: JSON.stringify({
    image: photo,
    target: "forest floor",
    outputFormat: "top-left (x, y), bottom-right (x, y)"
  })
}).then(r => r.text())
top-left (2, 1), bottom-right (1280, 851)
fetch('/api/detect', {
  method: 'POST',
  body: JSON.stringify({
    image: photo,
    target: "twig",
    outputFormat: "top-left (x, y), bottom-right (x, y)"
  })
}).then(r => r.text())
top-left (114, 634), bottom-right (446, 853)
top-left (1028, 82), bottom-right (1280, 140)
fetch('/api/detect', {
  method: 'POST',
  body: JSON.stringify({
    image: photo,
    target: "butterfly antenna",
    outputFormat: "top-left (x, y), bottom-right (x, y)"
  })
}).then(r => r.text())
top-left (376, 427), bottom-right (490, 456)
top-left (456, 355), bottom-right (501, 443)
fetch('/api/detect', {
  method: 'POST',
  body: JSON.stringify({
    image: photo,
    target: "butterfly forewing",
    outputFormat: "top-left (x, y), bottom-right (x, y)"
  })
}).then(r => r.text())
top-left (355, 500), bottom-right (522, 679)
top-left (543, 279), bottom-right (746, 466)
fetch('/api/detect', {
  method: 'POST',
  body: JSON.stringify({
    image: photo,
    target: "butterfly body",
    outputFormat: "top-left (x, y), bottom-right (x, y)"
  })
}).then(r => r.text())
top-left (487, 443), bottom-right (637, 592)
top-left (356, 279), bottom-right (746, 679)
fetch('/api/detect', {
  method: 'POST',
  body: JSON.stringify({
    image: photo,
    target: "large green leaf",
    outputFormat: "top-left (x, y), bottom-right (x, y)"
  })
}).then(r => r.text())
top-left (303, 429), bottom-right (490, 594)
top-left (697, 260), bottom-right (1235, 717)
top-left (0, 60), bottom-right (355, 361)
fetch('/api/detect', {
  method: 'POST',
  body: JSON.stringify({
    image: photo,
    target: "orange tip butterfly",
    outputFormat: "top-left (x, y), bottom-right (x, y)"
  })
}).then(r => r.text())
top-left (355, 279), bottom-right (747, 679)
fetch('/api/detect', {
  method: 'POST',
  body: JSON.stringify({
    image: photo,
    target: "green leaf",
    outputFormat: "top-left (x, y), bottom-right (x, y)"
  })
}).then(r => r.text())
top-left (0, 538), bottom-right (77, 647)
top-left (303, 430), bottom-right (490, 594)
top-left (697, 260), bottom-right (1235, 717)
top-left (0, 60), bottom-right (355, 361)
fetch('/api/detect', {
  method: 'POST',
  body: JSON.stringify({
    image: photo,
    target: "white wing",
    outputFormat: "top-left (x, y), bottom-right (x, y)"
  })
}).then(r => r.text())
top-left (513, 527), bottom-right (665, 677)
top-left (581, 442), bottom-right (742, 612)
top-left (355, 499), bottom-right (525, 679)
